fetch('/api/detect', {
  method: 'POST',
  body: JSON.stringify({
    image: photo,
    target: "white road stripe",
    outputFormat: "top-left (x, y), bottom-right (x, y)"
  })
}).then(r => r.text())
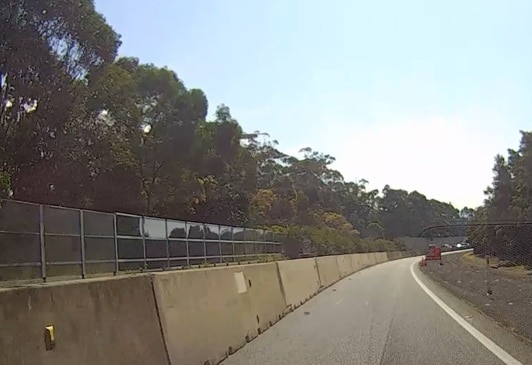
top-left (409, 261), bottom-right (522, 365)
top-left (335, 299), bottom-right (343, 306)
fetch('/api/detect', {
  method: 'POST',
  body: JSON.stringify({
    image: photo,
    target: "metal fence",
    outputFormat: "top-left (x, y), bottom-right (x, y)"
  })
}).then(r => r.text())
top-left (419, 223), bottom-right (532, 342)
top-left (0, 199), bottom-right (283, 282)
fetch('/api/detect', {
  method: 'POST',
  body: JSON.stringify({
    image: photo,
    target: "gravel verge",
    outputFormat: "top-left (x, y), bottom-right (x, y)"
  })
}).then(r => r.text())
top-left (420, 252), bottom-right (532, 342)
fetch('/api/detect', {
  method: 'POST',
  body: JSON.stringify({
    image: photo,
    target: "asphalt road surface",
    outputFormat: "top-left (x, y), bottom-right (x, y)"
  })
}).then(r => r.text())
top-left (222, 255), bottom-right (532, 365)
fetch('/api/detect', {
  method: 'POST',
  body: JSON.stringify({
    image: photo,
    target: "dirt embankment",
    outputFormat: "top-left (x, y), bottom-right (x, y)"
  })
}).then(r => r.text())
top-left (420, 252), bottom-right (532, 341)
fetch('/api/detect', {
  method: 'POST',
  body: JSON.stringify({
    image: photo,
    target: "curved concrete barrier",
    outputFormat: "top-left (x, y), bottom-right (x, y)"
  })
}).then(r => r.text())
top-left (368, 252), bottom-right (379, 266)
top-left (0, 275), bottom-right (168, 365)
top-left (2, 251), bottom-right (400, 365)
top-left (151, 262), bottom-right (286, 365)
top-left (316, 256), bottom-right (341, 288)
top-left (349, 253), bottom-right (365, 273)
top-left (358, 253), bottom-right (372, 269)
top-left (387, 251), bottom-right (403, 261)
top-left (336, 255), bottom-right (353, 278)
top-left (375, 252), bottom-right (389, 264)
top-left (277, 258), bottom-right (320, 309)
top-left (243, 263), bottom-right (288, 335)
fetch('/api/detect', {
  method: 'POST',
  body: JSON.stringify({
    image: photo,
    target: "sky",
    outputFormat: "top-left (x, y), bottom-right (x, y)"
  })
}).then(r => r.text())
top-left (94, 0), bottom-right (532, 209)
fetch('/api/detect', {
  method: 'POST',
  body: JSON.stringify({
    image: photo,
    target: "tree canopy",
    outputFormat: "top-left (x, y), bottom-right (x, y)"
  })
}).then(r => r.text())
top-left (1, 1), bottom-right (466, 254)
top-left (467, 131), bottom-right (532, 266)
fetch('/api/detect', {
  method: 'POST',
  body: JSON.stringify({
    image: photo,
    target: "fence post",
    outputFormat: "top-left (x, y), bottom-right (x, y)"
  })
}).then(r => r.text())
top-left (141, 216), bottom-right (147, 270)
top-left (249, 229), bottom-right (255, 255)
top-left (185, 221), bottom-right (190, 267)
top-left (231, 227), bottom-right (235, 263)
top-left (218, 224), bottom-right (222, 264)
top-left (262, 230), bottom-right (266, 255)
top-left (485, 231), bottom-right (493, 296)
top-left (39, 204), bottom-right (47, 282)
top-left (79, 210), bottom-right (86, 279)
top-left (202, 223), bottom-right (207, 264)
top-left (243, 227), bottom-right (249, 261)
top-left (113, 214), bottom-right (119, 275)
top-left (165, 219), bottom-right (170, 269)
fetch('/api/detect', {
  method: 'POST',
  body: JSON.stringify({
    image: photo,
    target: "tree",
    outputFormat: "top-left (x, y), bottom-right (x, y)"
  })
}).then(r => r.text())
top-left (1, 1), bottom-right (465, 256)
top-left (1, 0), bottom-right (120, 204)
top-left (467, 131), bottom-right (532, 266)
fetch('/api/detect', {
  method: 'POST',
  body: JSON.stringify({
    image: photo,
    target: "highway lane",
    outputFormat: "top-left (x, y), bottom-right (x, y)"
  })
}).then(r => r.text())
top-left (222, 256), bottom-right (532, 365)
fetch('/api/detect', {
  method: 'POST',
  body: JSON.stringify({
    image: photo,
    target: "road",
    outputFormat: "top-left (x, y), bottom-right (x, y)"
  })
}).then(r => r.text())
top-left (222, 256), bottom-right (532, 365)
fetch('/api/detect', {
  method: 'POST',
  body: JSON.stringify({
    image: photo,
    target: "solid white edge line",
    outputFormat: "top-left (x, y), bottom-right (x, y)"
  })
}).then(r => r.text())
top-left (409, 261), bottom-right (523, 365)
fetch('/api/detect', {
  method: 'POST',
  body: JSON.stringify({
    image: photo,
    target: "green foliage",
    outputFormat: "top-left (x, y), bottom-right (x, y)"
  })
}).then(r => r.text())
top-left (282, 225), bottom-right (403, 255)
top-left (0, 171), bottom-right (10, 199)
top-left (468, 131), bottom-right (532, 266)
top-left (1, 1), bottom-right (463, 255)
top-left (1, 0), bottom-right (120, 206)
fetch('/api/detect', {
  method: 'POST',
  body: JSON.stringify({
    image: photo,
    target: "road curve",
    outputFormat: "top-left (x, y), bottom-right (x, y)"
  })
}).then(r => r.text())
top-left (221, 256), bottom-right (532, 365)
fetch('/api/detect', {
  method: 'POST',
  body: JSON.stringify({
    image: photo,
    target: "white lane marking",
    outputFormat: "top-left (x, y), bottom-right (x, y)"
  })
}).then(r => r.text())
top-left (335, 299), bottom-right (343, 306)
top-left (410, 261), bottom-right (522, 365)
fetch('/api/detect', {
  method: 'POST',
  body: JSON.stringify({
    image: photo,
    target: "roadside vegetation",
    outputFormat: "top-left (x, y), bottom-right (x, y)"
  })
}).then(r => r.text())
top-left (467, 132), bottom-right (532, 267)
top-left (1, 1), bottom-right (471, 254)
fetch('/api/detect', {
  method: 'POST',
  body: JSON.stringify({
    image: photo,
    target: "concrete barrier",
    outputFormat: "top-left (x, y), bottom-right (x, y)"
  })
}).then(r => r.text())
top-left (336, 255), bottom-right (353, 277)
top-left (358, 253), bottom-right (371, 269)
top-left (242, 263), bottom-right (288, 334)
top-left (370, 252), bottom-right (380, 265)
top-left (316, 256), bottom-right (341, 288)
top-left (387, 251), bottom-right (403, 261)
top-left (151, 262), bottom-right (286, 365)
top-left (1, 251), bottom-right (403, 365)
top-left (277, 258), bottom-right (320, 309)
top-left (375, 252), bottom-right (389, 264)
top-left (349, 253), bottom-right (366, 273)
top-left (0, 275), bottom-right (168, 365)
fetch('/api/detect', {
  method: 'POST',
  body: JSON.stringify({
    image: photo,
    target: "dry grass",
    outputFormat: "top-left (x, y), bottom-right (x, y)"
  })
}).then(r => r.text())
top-left (461, 252), bottom-right (530, 277)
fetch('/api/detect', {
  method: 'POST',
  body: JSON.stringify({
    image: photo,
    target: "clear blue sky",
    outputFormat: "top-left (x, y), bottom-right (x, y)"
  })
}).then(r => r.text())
top-left (94, 0), bottom-right (532, 209)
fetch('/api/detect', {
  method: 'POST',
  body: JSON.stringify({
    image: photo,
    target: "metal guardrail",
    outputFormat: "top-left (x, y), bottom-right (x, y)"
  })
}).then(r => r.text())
top-left (0, 199), bottom-right (283, 282)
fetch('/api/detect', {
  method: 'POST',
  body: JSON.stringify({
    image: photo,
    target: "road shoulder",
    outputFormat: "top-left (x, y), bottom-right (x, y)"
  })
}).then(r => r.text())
top-left (413, 257), bottom-right (532, 364)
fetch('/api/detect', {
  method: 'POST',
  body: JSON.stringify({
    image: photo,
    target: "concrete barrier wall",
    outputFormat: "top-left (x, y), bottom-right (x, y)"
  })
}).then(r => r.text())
top-left (375, 252), bottom-right (389, 264)
top-left (349, 253), bottom-right (366, 273)
top-left (367, 252), bottom-right (378, 266)
top-left (358, 253), bottom-right (372, 269)
top-left (336, 255), bottom-right (353, 278)
top-left (2, 251), bottom-right (400, 365)
top-left (0, 276), bottom-right (168, 365)
top-left (151, 262), bottom-right (286, 365)
top-left (387, 251), bottom-right (398, 261)
top-left (277, 258), bottom-right (320, 309)
top-left (242, 263), bottom-right (288, 334)
top-left (387, 251), bottom-right (403, 261)
top-left (316, 255), bottom-right (341, 288)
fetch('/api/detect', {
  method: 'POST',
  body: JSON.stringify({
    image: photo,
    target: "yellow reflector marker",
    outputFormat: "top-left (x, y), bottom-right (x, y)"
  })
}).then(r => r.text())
top-left (44, 325), bottom-right (55, 350)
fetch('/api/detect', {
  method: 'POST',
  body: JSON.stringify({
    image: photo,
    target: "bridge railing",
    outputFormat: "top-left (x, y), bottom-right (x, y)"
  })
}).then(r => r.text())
top-left (0, 199), bottom-right (283, 282)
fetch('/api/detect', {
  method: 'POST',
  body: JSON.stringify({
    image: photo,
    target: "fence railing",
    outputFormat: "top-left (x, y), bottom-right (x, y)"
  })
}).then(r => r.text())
top-left (0, 199), bottom-right (283, 282)
top-left (419, 223), bottom-right (532, 341)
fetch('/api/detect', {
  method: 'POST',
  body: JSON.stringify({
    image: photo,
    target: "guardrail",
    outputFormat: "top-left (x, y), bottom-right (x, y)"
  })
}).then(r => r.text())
top-left (0, 199), bottom-right (283, 282)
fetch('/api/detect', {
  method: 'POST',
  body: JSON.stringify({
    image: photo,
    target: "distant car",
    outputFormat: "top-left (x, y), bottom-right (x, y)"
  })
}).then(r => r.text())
top-left (455, 241), bottom-right (470, 249)
top-left (442, 244), bottom-right (453, 250)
